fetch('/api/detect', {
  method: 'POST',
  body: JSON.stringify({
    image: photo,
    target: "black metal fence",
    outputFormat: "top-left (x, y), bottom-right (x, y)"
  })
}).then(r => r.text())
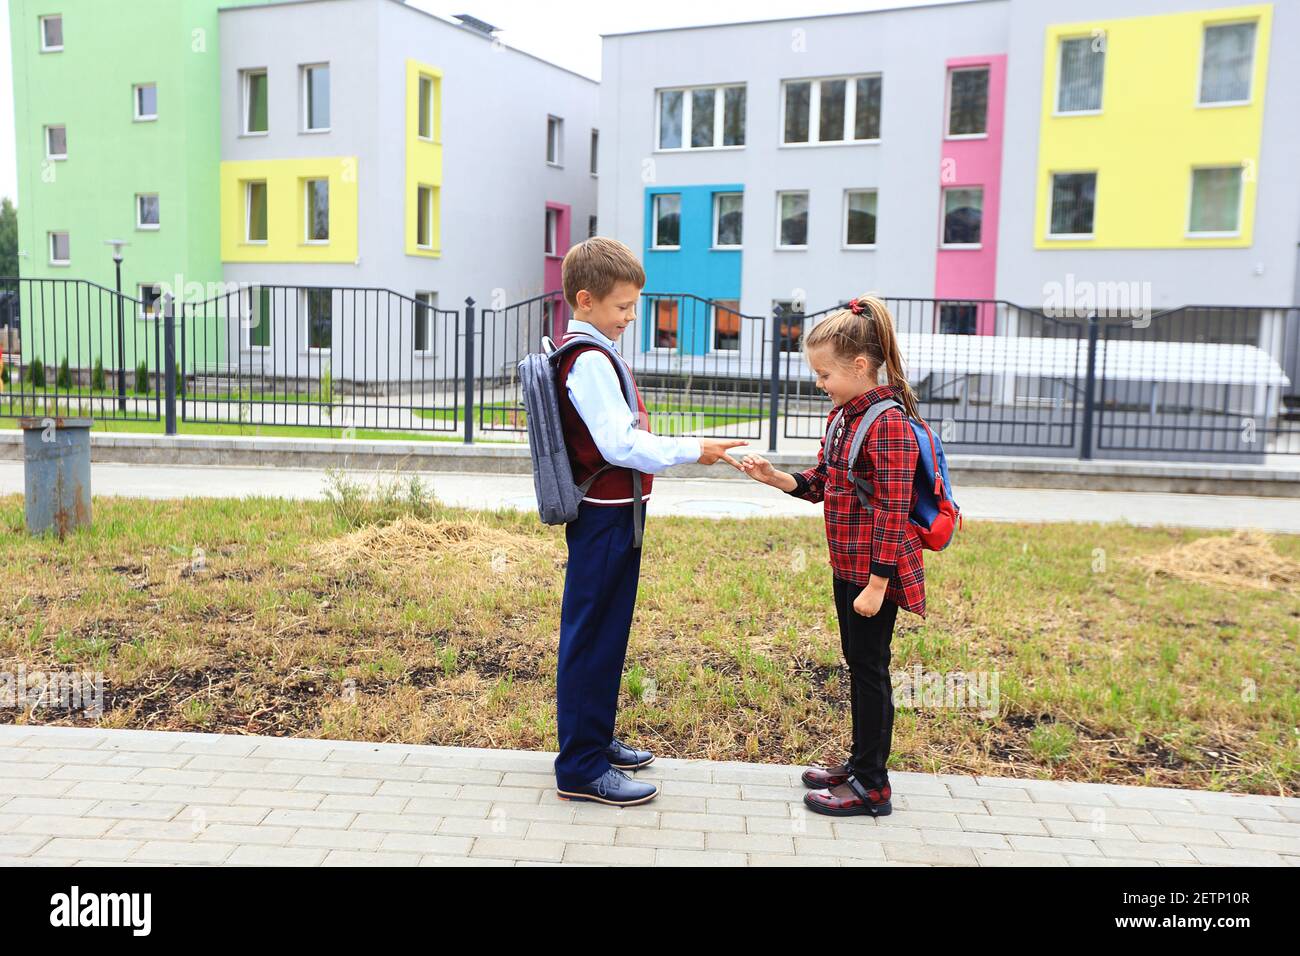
top-left (2, 276), bottom-right (1296, 463)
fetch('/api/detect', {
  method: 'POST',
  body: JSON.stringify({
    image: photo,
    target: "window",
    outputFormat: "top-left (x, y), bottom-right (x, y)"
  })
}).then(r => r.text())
top-left (302, 64), bottom-right (330, 131)
top-left (542, 299), bottom-right (557, 341)
top-left (138, 283), bottom-right (163, 320)
top-left (545, 207), bottom-right (559, 255)
top-left (588, 214), bottom-right (597, 239)
top-left (1049, 172), bottom-right (1096, 237)
top-left (305, 179), bottom-right (328, 242)
top-left (939, 303), bottom-right (977, 335)
top-left (418, 74), bottom-right (436, 139)
top-left (246, 181), bottom-right (267, 242)
top-left (243, 69), bottom-right (268, 134)
top-left (942, 188), bottom-right (983, 246)
top-left (777, 191), bottom-right (808, 248)
top-left (652, 193), bottom-right (680, 249)
top-left (40, 14), bottom-right (63, 52)
top-left (134, 83), bottom-right (157, 121)
top-left (416, 185), bottom-right (435, 248)
top-left (947, 67), bottom-right (989, 136)
top-left (1057, 36), bottom-right (1104, 112)
top-left (713, 193), bottom-right (742, 247)
top-left (49, 231), bottom-right (70, 265)
top-left (246, 287), bottom-right (272, 349)
top-left (414, 291), bottom-right (437, 353)
top-left (782, 75), bottom-right (880, 144)
top-left (844, 190), bottom-right (878, 247)
top-left (773, 300), bottom-right (804, 352)
top-left (45, 125), bottom-right (67, 160)
top-left (590, 129), bottom-right (599, 175)
top-left (656, 84), bottom-right (745, 149)
top-left (651, 298), bottom-right (678, 349)
top-left (713, 299), bottom-right (741, 351)
top-left (1199, 22), bottom-right (1256, 105)
top-left (1188, 166), bottom-right (1243, 235)
top-left (546, 115), bottom-right (563, 165)
top-left (136, 193), bottom-right (160, 230)
top-left (304, 288), bottom-right (331, 351)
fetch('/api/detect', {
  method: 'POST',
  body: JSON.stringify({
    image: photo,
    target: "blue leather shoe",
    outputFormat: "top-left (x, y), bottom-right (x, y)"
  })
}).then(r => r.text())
top-left (556, 767), bottom-right (659, 806)
top-left (604, 737), bottom-right (654, 770)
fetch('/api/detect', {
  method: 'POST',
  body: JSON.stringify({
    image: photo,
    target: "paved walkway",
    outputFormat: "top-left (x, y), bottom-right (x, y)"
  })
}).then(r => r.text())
top-left (1, 726), bottom-right (1297, 867)
top-left (2, 462), bottom-right (1298, 531)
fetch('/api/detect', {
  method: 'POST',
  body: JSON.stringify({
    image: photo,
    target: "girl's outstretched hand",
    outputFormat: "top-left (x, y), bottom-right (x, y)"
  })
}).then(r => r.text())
top-left (739, 454), bottom-right (776, 484)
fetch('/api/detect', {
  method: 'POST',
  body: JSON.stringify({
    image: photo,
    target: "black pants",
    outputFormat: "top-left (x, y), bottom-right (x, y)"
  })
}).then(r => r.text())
top-left (832, 575), bottom-right (900, 790)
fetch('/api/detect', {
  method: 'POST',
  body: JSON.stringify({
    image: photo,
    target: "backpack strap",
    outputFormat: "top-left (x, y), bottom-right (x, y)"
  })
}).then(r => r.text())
top-left (551, 333), bottom-right (644, 548)
top-left (844, 398), bottom-right (903, 514)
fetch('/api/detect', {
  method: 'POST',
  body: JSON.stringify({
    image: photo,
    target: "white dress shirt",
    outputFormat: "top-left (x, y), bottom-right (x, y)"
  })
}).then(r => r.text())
top-left (562, 319), bottom-right (702, 496)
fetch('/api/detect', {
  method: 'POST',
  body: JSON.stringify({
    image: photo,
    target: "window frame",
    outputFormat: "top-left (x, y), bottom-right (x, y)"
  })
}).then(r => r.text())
top-left (301, 288), bottom-right (333, 354)
top-left (711, 299), bottom-right (742, 352)
top-left (772, 299), bottom-right (805, 354)
top-left (1054, 34), bottom-right (1105, 116)
top-left (654, 83), bottom-right (746, 152)
top-left (712, 192), bottom-right (743, 249)
top-left (245, 180), bottom-right (268, 244)
top-left (48, 231), bottom-right (71, 266)
top-left (138, 283), bottom-right (164, 322)
top-left (1195, 19), bottom-right (1258, 108)
top-left (944, 66), bottom-right (990, 140)
top-left (647, 296), bottom-right (680, 353)
top-left (242, 68), bottom-right (269, 136)
top-left (779, 74), bottom-right (881, 147)
top-left (544, 207), bottom-right (559, 256)
top-left (45, 125), bottom-right (67, 161)
top-left (133, 83), bottom-right (158, 122)
top-left (651, 193), bottom-right (681, 250)
top-left (136, 193), bottom-right (161, 231)
top-left (413, 290), bottom-right (437, 355)
top-left (1046, 170), bottom-right (1098, 240)
top-left (1185, 164), bottom-right (1245, 238)
top-left (842, 189), bottom-right (879, 249)
top-left (416, 184), bottom-right (435, 250)
top-left (300, 62), bottom-right (331, 133)
top-left (303, 178), bottom-right (329, 244)
top-left (417, 74), bottom-right (437, 141)
top-left (775, 190), bottom-right (810, 250)
top-left (940, 186), bottom-right (984, 249)
top-left (590, 128), bottom-right (599, 176)
top-left (40, 14), bottom-right (63, 53)
top-left (243, 286), bottom-right (273, 352)
top-left (546, 115), bottom-right (564, 166)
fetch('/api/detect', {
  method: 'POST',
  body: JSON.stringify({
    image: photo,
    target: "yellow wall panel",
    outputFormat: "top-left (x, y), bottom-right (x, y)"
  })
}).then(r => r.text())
top-left (406, 59), bottom-right (443, 257)
top-left (220, 157), bottom-right (359, 263)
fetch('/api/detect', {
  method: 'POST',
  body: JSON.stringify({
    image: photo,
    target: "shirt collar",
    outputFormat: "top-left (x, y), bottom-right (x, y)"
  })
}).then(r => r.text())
top-left (839, 383), bottom-right (900, 418)
top-left (564, 318), bottom-right (617, 349)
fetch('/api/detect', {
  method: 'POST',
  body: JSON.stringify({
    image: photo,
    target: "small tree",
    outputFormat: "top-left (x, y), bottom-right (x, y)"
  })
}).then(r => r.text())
top-left (27, 356), bottom-right (45, 388)
top-left (91, 356), bottom-right (106, 391)
top-left (56, 356), bottom-right (72, 389)
top-left (134, 360), bottom-right (150, 395)
top-left (175, 361), bottom-right (185, 397)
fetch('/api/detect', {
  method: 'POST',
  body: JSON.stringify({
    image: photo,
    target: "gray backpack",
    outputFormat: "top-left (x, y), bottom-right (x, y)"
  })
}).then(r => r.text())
top-left (517, 333), bottom-right (645, 548)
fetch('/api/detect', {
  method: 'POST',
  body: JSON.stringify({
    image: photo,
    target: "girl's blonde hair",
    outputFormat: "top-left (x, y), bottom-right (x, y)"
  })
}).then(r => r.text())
top-left (803, 292), bottom-right (919, 419)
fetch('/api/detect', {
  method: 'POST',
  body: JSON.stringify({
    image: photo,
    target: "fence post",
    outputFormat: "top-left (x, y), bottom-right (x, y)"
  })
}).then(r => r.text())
top-left (1079, 312), bottom-right (1098, 460)
top-left (163, 293), bottom-right (177, 436)
top-left (114, 256), bottom-right (127, 413)
top-left (463, 296), bottom-right (475, 445)
top-left (768, 304), bottom-right (782, 453)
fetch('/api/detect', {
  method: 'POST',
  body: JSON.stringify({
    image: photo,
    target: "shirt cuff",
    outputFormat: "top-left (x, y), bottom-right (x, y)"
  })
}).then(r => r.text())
top-left (786, 473), bottom-right (810, 496)
top-left (869, 559), bottom-right (896, 579)
top-left (681, 438), bottom-right (703, 466)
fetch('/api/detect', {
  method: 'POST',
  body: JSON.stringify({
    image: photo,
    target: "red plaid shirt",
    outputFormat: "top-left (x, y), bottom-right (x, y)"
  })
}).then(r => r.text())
top-left (787, 383), bottom-right (926, 618)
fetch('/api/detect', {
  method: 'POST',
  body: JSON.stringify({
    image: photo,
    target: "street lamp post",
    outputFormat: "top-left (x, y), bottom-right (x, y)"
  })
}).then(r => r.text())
top-left (105, 240), bottom-right (128, 412)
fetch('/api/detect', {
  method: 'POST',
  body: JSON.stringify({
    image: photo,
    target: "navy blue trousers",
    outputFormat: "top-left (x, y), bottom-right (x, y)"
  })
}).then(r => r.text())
top-left (554, 501), bottom-right (646, 790)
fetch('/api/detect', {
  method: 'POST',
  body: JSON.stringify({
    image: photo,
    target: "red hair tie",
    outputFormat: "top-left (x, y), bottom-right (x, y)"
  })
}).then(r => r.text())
top-left (848, 298), bottom-right (868, 316)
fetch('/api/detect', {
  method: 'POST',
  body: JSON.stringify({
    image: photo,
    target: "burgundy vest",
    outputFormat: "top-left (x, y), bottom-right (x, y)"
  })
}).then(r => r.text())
top-left (556, 336), bottom-right (653, 505)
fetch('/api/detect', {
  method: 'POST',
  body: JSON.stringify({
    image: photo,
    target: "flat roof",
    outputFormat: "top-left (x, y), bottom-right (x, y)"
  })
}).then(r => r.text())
top-left (219, 0), bottom-right (597, 83)
top-left (600, 0), bottom-right (1001, 39)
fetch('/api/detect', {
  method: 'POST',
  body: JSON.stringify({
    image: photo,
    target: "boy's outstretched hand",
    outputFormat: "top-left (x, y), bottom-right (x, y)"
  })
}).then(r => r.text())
top-left (697, 438), bottom-right (748, 469)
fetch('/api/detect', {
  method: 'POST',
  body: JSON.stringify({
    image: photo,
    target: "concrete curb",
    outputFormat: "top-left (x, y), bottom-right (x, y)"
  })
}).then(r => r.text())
top-left (2, 429), bottom-right (1298, 497)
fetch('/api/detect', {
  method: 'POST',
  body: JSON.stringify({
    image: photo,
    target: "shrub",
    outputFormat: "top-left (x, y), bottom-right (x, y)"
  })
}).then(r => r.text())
top-left (27, 356), bottom-right (45, 388)
top-left (91, 356), bottom-right (106, 391)
top-left (134, 361), bottom-right (150, 395)
top-left (56, 357), bottom-right (72, 389)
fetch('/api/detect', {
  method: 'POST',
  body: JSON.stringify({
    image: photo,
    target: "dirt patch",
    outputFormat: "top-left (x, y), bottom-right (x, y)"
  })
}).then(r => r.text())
top-left (1133, 530), bottom-right (1300, 593)
top-left (313, 515), bottom-right (562, 573)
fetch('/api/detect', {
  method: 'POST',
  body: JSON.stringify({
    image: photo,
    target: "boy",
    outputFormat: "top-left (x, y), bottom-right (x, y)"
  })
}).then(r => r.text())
top-left (553, 237), bottom-right (747, 806)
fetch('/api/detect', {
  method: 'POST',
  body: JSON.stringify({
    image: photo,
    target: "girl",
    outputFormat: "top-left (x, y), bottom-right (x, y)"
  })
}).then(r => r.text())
top-left (740, 293), bottom-right (924, 817)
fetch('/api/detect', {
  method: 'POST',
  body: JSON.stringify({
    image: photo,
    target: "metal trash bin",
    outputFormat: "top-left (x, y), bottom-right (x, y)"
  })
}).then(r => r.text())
top-left (20, 416), bottom-right (92, 536)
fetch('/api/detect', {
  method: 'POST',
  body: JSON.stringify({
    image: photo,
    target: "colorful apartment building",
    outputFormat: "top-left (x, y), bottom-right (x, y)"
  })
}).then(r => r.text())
top-left (597, 0), bottom-right (1299, 357)
top-left (8, 0), bottom-right (598, 373)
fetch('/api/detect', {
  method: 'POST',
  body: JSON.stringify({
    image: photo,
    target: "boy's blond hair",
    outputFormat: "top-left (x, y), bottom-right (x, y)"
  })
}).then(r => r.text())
top-left (562, 237), bottom-right (646, 309)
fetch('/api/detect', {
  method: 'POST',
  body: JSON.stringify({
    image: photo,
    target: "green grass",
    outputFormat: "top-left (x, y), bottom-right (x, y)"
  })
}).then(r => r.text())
top-left (416, 400), bottom-right (764, 432)
top-left (0, 416), bottom-right (490, 443)
top-left (1, 484), bottom-right (1296, 795)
